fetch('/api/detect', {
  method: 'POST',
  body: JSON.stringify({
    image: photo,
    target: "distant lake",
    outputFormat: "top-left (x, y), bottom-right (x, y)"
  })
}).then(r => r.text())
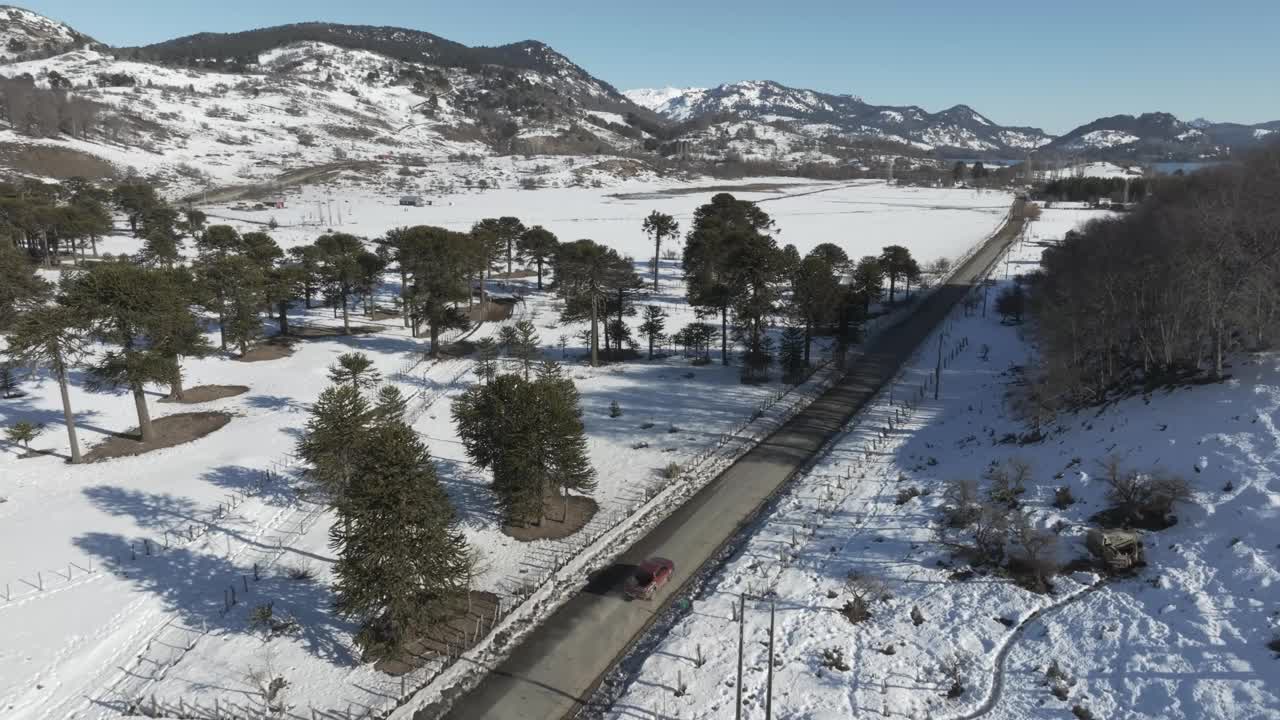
top-left (1150, 161), bottom-right (1228, 175)
top-left (945, 158), bottom-right (1020, 167)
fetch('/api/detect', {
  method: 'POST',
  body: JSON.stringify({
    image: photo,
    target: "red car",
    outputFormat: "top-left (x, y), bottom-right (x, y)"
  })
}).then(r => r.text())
top-left (625, 558), bottom-right (675, 600)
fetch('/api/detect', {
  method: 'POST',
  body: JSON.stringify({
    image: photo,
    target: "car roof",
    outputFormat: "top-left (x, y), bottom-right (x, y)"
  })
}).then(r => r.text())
top-left (640, 557), bottom-right (674, 570)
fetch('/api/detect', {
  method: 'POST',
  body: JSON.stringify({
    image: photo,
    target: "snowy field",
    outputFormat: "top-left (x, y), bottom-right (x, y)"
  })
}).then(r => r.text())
top-left (595, 207), bottom-right (1280, 720)
top-left (0, 183), bottom-right (1012, 718)
top-left (209, 178), bottom-right (1013, 267)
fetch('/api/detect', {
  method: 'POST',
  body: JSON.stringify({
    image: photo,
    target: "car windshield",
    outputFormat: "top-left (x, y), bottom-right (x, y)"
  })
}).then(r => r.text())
top-left (634, 569), bottom-right (653, 586)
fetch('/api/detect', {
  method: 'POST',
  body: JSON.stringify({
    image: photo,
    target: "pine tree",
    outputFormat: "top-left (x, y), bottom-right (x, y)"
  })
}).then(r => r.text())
top-left (327, 352), bottom-right (381, 393)
top-left (330, 415), bottom-right (469, 658)
top-left (638, 305), bottom-right (667, 360)
top-left (297, 383), bottom-right (371, 504)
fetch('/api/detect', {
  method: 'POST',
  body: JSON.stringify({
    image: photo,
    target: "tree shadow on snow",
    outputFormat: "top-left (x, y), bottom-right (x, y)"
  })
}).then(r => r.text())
top-left (72, 531), bottom-right (358, 666)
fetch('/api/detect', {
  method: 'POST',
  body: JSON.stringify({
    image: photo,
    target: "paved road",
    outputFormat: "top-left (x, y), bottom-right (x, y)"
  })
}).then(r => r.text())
top-left (431, 204), bottom-right (1026, 720)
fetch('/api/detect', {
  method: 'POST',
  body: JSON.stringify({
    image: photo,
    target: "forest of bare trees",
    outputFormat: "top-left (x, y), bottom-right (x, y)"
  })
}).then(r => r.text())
top-left (0, 75), bottom-right (105, 139)
top-left (1028, 144), bottom-right (1280, 407)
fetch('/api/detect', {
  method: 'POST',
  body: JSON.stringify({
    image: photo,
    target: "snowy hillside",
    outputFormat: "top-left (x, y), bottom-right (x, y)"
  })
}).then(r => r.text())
top-left (595, 206), bottom-right (1280, 720)
top-left (1044, 112), bottom-right (1280, 160)
top-left (0, 38), bottom-right (662, 195)
top-left (0, 5), bottom-right (93, 61)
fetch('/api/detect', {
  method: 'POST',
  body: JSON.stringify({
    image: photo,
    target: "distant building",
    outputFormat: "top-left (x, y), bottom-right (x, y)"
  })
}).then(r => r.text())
top-left (400, 195), bottom-right (424, 207)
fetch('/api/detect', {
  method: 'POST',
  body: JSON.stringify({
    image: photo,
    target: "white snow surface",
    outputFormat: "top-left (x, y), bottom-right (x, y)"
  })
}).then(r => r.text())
top-left (1038, 161), bottom-right (1144, 180)
top-left (593, 207), bottom-right (1280, 720)
top-left (623, 87), bottom-right (706, 113)
top-left (0, 182), bottom-right (1012, 718)
top-left (1078, 129), bottom-right (1141, 148)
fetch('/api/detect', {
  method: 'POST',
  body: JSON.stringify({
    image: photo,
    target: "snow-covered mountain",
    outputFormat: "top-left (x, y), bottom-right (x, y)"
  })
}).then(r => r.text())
top-left (0, 6), bottom-right (1276, 188)
top-left (1044, 112), bottom-right (1280, 160)
top-left (626, 80), bottom-right (1055, 154)
top-left (623, 86), bottom-right (704, 115)
top-left (0, 5), bottom-right (94, 61)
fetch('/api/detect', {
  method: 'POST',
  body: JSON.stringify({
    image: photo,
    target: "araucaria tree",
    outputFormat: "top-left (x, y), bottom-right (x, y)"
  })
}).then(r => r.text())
top-left (469, 219), bottom-right (505, 308)
top-left (516, 225), bottom-right (559, 291)
top-left (638, 305), bottom-right (667, 360)
top-left (452, 363), bottom-right (595, 526)
top-left (328, 352), bottom-right (382, 393)
top-left (878, 245), bottom-right (919, 304)
top-left (62, 260), bottom-right (203, 442)
top-left (789, 245), bottom-right (848, 367)
top-left (683, 193), bottom-right (779, 367)
top-left (552, 239), bottom-right (638, 367)
top-left (642, 211), bottom-right (679, 290)
top-left (730, 229), bottom-right (783, 382)
top-left (493, 216), bottom-right (526, 277)
top-left (315, 233), bottom-right (376, 335)
top-left (395, 226), bottom-right (472, 357)
top-left (778, 324), bottom-right (807, 382)
top-left (0, 241), bottom-right (49, 329)
top-left (4, 302), bottom-right (88, 462)
top-left (328, 389), bottom-right (470, 658)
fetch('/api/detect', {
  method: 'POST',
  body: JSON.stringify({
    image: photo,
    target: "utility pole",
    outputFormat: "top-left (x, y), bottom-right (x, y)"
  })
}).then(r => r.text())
top-left (934, 326), bottom-right (948, 400)
top-left (736, 594), bottom-right (745, 720)
top-left (765, 600), bottom-right (776, 720)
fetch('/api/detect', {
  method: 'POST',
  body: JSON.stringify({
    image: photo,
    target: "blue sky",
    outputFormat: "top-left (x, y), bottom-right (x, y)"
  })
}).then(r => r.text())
top-left (21, 0), bottom-right (1280, 134)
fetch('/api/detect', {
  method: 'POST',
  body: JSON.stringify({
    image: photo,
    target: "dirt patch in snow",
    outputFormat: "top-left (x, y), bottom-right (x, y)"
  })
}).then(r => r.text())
top-left (289, 324), bottom-right (381, 339)
top-left (373, 590), bottom-right (501, 676)
top-left (236, 337), bottom-right (296, 362)
top-left (503, 495), bottom-right (599, 542)
top-left (158, 385), bottom-right (249, 404)
top-left (0, 143), bottom-right (117, 180)
top-left (84, 412), bottom-right (232, 463)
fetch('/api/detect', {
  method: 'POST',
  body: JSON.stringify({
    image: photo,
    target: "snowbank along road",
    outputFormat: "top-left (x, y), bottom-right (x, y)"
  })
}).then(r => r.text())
top-left (430, 202), bottom-right (1027, 720)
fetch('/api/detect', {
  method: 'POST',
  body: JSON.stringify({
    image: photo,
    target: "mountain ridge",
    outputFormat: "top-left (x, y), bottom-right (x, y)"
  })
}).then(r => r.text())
top-left (0, 5), bottom-right (1276, 188)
